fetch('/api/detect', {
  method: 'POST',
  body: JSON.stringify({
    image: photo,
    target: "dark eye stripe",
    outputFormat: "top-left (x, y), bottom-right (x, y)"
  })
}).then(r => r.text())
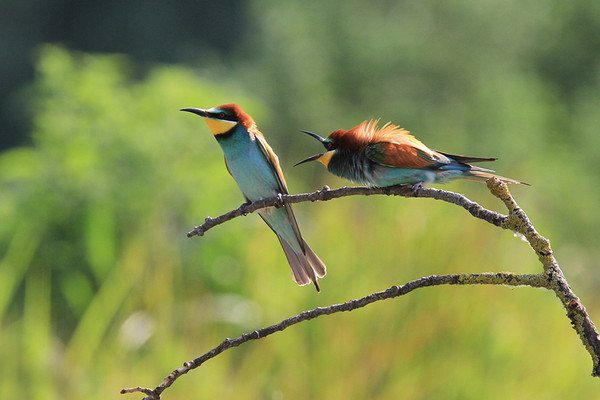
top-left (212, 111), bottom-right (238, 122)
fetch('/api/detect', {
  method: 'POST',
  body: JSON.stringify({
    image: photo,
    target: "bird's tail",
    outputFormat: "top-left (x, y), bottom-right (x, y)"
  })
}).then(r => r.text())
top-left (463, 167), bottom-right (529, 185)
top-left (279, 237), bottom-right (327, 292)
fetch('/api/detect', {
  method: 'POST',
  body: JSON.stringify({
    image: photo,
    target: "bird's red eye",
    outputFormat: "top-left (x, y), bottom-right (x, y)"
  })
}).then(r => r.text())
top-left (218, 112), bottom-right (226, 119)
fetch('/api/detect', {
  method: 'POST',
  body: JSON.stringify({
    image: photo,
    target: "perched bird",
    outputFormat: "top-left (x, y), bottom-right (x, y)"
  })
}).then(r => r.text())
top-left (296, 119), bottom-right (527, 187)
top-left (181, 104), bottom-right (326, 291)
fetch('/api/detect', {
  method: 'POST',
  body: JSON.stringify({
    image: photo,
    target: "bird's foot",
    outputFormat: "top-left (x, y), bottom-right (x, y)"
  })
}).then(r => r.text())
top-left (273, 193), bottom-right (284, 208)
top-left (241, 199), bottom-right (253, 216)
top-left (410, 182), bottom-right (424, 196)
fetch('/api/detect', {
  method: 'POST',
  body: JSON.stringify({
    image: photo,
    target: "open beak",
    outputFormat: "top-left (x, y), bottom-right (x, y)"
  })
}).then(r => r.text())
top-left (180, 107), bottom-right (209, 117)
top-left (295, 130), bottom-right (328, 166)
top-left (294, 153), bottom-right (324, 166)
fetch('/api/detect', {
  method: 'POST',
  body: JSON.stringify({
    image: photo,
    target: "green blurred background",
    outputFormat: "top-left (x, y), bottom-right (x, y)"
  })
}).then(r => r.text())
top-left (2, 1), bottom-right (600, 399)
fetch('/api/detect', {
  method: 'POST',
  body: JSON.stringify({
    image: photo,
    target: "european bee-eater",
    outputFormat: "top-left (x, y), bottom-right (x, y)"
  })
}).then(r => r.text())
top-left (296, 120), bottom-right (527, 186)
top-left (181, 104), bottom-right (326, 291)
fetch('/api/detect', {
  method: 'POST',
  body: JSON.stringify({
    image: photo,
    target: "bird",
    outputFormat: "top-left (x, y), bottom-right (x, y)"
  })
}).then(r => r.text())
top-left (181, 104), bottom-right (326, 291)
top-left (295, 119), bottom-right (528, 187)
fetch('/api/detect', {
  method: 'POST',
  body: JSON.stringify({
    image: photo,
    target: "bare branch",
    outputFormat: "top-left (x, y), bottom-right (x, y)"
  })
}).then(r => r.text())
top-left (486, 179), bottom-right (600, 377)
top-left (122, 179), bottom-right (600, 398)
top-left (120, 272), bottom-right (546, 399)
top-left (187, 184), bottom-right (507, 238)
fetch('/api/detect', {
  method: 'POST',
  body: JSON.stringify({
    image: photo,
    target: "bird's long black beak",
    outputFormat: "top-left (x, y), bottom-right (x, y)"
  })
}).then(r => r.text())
top-left (295, 130), bottom-right (328, 166)
top-left (294, 153), bottom-right (324, 166)
top-left (180, 107), bottom-right (209, 117)
top-left (300, 130), bottom-right (326, 143)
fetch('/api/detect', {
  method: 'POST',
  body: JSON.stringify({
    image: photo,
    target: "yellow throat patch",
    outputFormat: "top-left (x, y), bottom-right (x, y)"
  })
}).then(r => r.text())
top-left (204, 118), bottom-right (237, 136)
top-left (319, 150), bottom-right (335, 167)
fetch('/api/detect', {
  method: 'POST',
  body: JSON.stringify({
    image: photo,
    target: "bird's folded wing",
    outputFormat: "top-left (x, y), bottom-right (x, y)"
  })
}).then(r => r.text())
top-left (365, 142), bottom-right (447, 168)
top-left (254, 131), bottom-right (307, 253)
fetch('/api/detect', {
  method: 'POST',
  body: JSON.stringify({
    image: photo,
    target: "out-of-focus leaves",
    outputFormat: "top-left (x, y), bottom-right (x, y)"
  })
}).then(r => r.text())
top-left (2, 0), bottom-right (600, 396)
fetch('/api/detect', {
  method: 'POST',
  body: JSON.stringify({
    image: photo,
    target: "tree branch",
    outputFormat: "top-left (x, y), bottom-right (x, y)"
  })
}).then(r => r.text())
top-left (486, 179), bottom-right (600, 377)
top-left (186, 184), bottom-right (507, 238)
top-left (122, 179), bottom-right (600, 399)
top-left (120, 272), bottom-right (546, 399)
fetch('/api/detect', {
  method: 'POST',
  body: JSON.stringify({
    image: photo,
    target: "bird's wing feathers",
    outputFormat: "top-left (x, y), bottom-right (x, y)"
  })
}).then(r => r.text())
top-left (436, 151), bottom-right (497, 164)
top-left (253, 130), bottom-right (289, 193)
top-left (253, 130), bottom-right (307, 253)
top-left (361, 121), bottom-right (450, 168)
top-left (361, 121), bottom-right (496, 169)
top-left (365, 141), bottom-right (448, 168)
top-left (363, 124), bottom-right (498, 169)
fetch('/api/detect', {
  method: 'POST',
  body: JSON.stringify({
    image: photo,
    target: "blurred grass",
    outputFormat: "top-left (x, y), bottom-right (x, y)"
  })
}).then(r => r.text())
top-left (2, 2), bottom-right (600, 397)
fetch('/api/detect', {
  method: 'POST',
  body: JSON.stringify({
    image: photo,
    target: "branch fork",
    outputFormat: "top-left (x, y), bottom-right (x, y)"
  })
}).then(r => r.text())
top-left (122, 179), bottom-right (600, 399)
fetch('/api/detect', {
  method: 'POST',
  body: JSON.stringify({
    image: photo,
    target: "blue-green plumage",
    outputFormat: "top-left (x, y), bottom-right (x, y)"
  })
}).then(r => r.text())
top-left (216, 125), bottom-right (302, 253)
top-left (181, 104), bottom-right (326, 291)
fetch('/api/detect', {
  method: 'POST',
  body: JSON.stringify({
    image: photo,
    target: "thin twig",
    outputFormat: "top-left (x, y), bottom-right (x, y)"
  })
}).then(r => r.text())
top-left (122, 179), bottom-right (600, 399)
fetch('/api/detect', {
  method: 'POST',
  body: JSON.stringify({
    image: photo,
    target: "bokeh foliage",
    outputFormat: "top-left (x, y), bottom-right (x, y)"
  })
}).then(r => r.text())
top-left (2, 1), bottom-right (600, 399)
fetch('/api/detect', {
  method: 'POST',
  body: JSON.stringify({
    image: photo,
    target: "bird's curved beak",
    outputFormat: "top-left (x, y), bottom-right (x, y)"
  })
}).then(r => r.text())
top-left (295, 150), bottom-right (335, 167)
top-left (181, 107), bottom-right (236, 136)
top-left (294, 153), bottom-right (325, 166)
top-left (299, 130), bottom-right (326, 143)
top-left (295, 130), bottom-right (328, 166)
top-left (180, 107), bottom-right (209, 117)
